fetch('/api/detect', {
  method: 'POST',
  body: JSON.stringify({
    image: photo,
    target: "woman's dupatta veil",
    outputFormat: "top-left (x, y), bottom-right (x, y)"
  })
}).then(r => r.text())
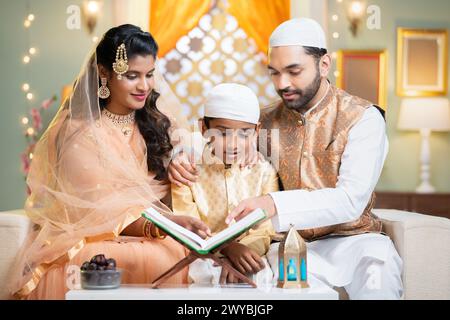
top-left (9, 49), bottom-right (189, 298)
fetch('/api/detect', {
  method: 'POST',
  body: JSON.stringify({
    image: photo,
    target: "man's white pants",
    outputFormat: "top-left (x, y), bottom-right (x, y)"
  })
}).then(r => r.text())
top-left (266, 234), bottom-right (404, 300)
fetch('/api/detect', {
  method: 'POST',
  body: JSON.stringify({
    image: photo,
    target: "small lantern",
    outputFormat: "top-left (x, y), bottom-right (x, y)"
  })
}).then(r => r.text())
top-left (277, 225), bottom-right (309, 289)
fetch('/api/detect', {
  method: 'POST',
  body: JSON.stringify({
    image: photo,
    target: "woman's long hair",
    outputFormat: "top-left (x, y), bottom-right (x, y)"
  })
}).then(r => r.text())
top-left (96, 24), bottom-right (173, 180)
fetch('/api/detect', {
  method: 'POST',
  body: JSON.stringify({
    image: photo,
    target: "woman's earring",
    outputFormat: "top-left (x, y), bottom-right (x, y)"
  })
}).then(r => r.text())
top-left (98, 77), bottom-right (110, 99)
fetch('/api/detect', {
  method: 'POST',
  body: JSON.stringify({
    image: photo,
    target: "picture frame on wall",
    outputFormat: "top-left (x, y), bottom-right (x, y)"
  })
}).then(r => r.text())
top-left (336, 50), bottom-right (387, 109)
top-left (397, 28), bottom-right (448, 97)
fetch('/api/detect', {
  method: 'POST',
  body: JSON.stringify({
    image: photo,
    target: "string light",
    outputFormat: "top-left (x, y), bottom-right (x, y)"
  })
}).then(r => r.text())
top-left (23, 4), bottom-right (37, 105)
top-left (21, 2), bottom-right (49, 181)
top-left (26, 127), bottom-right (35, 136)
top-left (24, 13), bottom-right (34, 28)
top-left (331, 0), bottom-right (343, 41)
top-left (331, 0), bottom-right (343, 84)
top-left (92, 36), bottom-right (99, 43)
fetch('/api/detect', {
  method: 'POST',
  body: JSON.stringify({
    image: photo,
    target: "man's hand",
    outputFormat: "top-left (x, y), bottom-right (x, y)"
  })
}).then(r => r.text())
top-left (220, 242), bottom-right (265, 280)
top-left (225, 195), bottom-right (277, 224)
top-left (168, 151), bottom-right (198, 187)
top-left (166, 215), bottom-right (212, 239)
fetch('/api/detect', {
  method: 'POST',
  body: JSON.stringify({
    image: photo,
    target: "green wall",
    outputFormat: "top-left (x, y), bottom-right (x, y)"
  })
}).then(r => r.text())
top-left (327, 0), bottom-right (450, 192)
top-left (0, 0), bottom-right (113, 210)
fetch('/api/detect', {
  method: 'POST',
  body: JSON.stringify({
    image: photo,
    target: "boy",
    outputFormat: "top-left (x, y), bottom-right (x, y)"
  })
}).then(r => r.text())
top-left (171, 83), bottom-right (278, 284)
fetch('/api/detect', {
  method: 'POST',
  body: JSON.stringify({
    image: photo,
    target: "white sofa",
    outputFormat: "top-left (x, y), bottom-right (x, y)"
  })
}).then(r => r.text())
top-left (0, 209), bottom-right (449, 300)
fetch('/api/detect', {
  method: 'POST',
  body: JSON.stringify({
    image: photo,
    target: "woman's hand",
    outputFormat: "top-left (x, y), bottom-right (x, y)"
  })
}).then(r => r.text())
top-left (166, 215), bottom-right (212, 239)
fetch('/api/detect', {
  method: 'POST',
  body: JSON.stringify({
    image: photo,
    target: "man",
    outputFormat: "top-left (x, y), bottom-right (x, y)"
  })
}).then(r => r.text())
top-left (169, 18), bottom-right (403, 299)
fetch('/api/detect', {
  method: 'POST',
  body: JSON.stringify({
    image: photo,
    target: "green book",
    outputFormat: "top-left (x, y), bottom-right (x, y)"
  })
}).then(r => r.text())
top-left (141, 208), bottom-right (267, 255)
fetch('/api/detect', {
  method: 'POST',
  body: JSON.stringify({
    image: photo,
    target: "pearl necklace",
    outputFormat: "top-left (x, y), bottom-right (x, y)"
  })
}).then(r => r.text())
top-left (102, 108), bottom-right (136, 137)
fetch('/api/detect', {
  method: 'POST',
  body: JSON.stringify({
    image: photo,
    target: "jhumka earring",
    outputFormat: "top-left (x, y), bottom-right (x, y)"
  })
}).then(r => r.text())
top-left (112, 43), bottom-right (129, 80)
top-left (98, 77), bottom-right (110, 99)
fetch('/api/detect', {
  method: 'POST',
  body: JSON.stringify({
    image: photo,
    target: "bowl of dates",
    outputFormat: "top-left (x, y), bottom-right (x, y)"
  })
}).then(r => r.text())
top-left (80, 254), bottom-right (121, 289)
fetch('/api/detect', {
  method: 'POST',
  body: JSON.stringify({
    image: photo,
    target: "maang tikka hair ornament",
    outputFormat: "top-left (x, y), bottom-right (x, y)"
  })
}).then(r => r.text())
top-left (113, 43), bottom-right (129, 80)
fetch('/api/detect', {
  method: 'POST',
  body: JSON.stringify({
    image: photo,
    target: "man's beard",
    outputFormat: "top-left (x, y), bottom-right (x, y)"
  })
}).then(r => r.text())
top-left (278, 70), bottom-right (322, 113)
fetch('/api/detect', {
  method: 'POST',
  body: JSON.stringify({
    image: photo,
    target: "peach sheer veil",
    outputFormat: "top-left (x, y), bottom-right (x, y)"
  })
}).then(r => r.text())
top-left (9, 50), bottom-right (189, 298)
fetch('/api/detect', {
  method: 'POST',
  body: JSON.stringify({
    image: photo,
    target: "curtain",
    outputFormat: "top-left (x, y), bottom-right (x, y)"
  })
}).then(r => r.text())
top-left (227, 0), bottom-right (290, 55)
top-left (150, 0), bottom-right (290, 58)
top-left (150, 0), bottom-right (211, 57)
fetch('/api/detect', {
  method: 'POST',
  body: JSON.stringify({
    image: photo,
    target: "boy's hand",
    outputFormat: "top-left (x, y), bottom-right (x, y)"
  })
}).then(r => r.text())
top-left (168, 151), bottom-right (198, 187)
top-left (219, 258), bottom-right (240, 284)
top-left (166, 215), bottom-right (212, 239)
top-left (221, 242), bottom-right (265, 276)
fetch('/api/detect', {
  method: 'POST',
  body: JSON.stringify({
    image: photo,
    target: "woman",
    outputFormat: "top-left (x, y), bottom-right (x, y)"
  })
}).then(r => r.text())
top-left (9, 24), bottom-right (210, 299)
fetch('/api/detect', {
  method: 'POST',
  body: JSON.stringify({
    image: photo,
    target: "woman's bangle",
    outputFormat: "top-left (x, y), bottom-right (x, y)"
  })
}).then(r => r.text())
top-left (150, 222), bottom-right (166, 240)
top-left (143, 220), bottom-right (153, 238)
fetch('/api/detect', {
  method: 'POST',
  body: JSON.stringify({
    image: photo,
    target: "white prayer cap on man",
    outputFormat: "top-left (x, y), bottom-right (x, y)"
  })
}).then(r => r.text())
top-left (203, 83), bottom-right (260, 124)
top-left (269, 18), bottom-right (327, 50)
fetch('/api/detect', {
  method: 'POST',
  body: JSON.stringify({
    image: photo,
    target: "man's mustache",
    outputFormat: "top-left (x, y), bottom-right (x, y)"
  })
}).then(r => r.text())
top-left (278, 88), bottom-right (302, 95)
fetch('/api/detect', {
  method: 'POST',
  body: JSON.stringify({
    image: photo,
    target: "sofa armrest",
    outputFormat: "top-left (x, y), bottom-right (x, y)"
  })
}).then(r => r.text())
top-left (373, 209), bottom-right (450, 300)
top-left (0, 210), bottom-right (30, 300)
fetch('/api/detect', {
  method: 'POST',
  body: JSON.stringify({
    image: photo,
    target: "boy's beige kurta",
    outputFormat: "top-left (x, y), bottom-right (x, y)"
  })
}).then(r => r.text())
top-left (260, 85), bottom-right (383, 241)
top-left (172, 146), bottom-right (278, 256)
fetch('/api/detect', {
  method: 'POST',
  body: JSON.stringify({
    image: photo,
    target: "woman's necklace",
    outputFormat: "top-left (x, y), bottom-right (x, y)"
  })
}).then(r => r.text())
top-left (102, 108), bottom-right (136, 137)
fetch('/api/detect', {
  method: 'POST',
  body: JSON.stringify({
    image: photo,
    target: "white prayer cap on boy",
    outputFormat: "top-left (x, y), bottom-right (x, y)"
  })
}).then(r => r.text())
top-left (203, 83), bottom-right (260, 124)
top-left (269, 18), bottom-right (327, 50)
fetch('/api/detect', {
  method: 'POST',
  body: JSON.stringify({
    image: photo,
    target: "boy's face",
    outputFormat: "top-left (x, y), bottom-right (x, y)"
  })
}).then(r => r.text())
top-left (201, 118), bottom-right (260, 165)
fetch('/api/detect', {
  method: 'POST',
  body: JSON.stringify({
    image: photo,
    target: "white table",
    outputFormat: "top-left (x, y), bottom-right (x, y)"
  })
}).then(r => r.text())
top-left (66, 277), bottom-right (338, 300)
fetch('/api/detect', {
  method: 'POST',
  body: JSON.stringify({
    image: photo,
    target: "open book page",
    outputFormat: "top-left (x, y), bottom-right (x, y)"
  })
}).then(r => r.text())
top-left (142, 208), bottom-right (266, 254)
top-left (142, 208), bottom-right (207, 251)
top-left (202, 209), bottom-right (266, 250)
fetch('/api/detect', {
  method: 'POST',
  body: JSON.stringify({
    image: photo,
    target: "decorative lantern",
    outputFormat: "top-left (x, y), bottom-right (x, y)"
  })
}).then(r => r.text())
top-left (277, 225), bottom-right (309, 288)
